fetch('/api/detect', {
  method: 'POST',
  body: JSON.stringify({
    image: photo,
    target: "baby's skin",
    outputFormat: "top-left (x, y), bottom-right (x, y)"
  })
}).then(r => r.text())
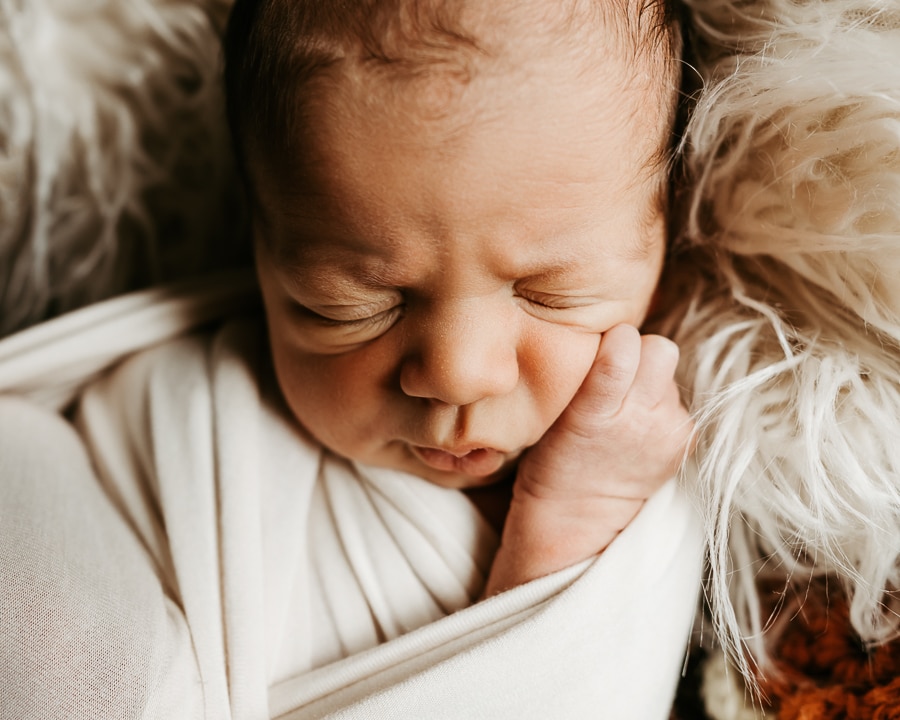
top-left (247, 1), bottom-right (690, 597)
top-left (485, 325), bottom-right (692, 595)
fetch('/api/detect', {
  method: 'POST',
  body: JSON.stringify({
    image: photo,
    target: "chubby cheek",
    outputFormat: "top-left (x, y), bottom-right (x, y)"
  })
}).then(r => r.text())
top-left (268, 335), bottom-right (395, 456)
top-left (520, 324), bottom-right (602, 432)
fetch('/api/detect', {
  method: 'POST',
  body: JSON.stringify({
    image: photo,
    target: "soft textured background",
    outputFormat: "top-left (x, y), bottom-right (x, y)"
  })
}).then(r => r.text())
top-left (665, 1), bottom-right (900, 716)
top-left (0, 0), bottom-right (247, 337)
top-left (674, 0), bottom-right (900, 643)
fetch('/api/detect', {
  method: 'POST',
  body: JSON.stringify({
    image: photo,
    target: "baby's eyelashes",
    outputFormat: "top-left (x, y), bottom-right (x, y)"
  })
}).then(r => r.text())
top-left (303, 305), bottom-right (402, 328)
top-left (515, 290), bottom-right (588, 310)
top-left (289, 301), bottom-right (404, 346)
top-left (283, 284), bottom-right (616, 355)
top-left (513, 291), bottom-right (613, 330)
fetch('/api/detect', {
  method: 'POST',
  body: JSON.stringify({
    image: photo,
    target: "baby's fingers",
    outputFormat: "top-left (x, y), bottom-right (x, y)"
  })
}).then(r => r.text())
top-left (627, 334), bottom-right (681, 409)
top-left (569, 324), bottom-right (641, 424)
top-left (629, 336), bottom-right (696, 468)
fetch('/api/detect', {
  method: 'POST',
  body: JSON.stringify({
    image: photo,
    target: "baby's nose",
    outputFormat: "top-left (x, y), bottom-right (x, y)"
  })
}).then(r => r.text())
top-left (399, 303), bottom-right (519, 406)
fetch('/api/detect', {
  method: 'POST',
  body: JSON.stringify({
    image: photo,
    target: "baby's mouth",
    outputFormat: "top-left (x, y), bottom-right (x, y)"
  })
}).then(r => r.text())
top-left (409, 445), bottom-right (509, 478)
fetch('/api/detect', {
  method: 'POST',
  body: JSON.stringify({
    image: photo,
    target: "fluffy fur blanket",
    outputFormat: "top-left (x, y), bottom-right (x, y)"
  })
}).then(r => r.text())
top-left (1, 0), bottom-right (899, 714)
top-left (0, 0), bottom-right (243, 336)
top-left (667, 0), bottom-right (900, 683)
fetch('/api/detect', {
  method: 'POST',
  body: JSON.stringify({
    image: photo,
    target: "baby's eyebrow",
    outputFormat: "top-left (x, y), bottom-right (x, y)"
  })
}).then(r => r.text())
top-left (256, 202), bottom-right (329, 236)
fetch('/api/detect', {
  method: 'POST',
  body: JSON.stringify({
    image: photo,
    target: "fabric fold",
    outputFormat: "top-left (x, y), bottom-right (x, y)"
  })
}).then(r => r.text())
top-left (0, 281), bottom-right (703, 719)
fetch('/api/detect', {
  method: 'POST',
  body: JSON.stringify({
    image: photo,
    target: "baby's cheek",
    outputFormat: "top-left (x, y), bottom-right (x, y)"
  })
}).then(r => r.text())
top-left (268, 339), bottom-right (342, 437)
top-left (520, 327), bottom-right (601, 426)
top-left (269, 334), bottom-right (402, 461)
top-left (270, 349), bottom-right (323, 430)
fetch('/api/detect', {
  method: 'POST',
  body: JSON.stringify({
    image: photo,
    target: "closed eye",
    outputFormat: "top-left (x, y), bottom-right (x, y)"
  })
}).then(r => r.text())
top-left (515, 291), bottom-right (591, 310)
top-left (289, 302), bottom-right (404, 349)
top-left (306, 307), bottom-right (400, 328)
top-left (513, 289), bottom-right (611, 332)
top-left (290, 299), bottom-right (401, 325)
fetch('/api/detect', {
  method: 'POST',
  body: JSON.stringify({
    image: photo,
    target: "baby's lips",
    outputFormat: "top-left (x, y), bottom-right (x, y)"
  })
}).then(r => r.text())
top-left (410, 445), bottom-right (509, 477)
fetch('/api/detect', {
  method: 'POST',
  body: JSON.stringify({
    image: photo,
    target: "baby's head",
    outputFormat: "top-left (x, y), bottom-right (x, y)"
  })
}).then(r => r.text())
top-left (224, 0), bottom-right (682, 489)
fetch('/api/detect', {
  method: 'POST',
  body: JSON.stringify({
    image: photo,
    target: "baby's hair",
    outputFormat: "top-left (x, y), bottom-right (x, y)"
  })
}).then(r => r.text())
top-left (223, 0), bottom-right (683, 205)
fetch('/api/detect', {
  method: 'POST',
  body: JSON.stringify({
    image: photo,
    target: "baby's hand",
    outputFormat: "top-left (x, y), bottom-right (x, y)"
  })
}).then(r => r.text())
top-left (518, 323), bottom-right (693, 523)
top-left (483, 324), bottom-right (694, 596)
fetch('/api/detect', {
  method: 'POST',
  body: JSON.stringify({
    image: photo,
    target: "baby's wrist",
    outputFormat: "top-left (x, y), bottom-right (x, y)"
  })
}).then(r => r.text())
top-left (508, 486), bottom-right (645, 552)
top-left (482, 488), bottom-right (644, 597)
top-left (512, 480), bottom-right (646, 525)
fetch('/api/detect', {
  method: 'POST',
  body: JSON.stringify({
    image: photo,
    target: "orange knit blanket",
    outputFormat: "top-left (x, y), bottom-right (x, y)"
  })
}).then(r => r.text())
top-left (671, 585), bottom-right (900, 720)
top-left (758, 589), bottom-right (900, 720)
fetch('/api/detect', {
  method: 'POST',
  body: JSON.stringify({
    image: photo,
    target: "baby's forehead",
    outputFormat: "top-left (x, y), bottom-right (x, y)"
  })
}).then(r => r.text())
top-left (231, 0), bottom-right (680, 178)
top-left (264, 43), bottom-right (673, 189)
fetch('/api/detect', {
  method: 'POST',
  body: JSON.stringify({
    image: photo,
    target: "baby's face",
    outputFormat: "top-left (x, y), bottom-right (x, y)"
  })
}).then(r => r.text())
top-left (254, 46), bottom-right (669, 491)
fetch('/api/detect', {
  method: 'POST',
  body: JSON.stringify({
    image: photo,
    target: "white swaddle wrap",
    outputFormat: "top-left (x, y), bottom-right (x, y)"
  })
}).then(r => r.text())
top-left (0, 277), bottom-right (703, 719)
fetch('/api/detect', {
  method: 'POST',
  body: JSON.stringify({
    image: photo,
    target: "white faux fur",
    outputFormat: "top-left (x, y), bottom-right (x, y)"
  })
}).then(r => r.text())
top-left (669, 0), bottom-right (900, 684)
top-left (0, 0), bottom-right (241, 336)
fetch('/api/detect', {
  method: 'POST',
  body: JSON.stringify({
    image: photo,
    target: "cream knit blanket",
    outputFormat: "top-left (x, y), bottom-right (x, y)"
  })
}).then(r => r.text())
top-left (0, 277), bottom-right (703, 719)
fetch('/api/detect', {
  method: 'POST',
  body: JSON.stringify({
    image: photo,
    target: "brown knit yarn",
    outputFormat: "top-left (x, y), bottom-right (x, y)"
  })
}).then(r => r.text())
top-left (757, 587), bottom-right (900, 720)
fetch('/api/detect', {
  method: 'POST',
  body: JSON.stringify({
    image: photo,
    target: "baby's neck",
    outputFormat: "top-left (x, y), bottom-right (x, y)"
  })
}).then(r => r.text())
top-left (463, 474), bottom-right (514, 532)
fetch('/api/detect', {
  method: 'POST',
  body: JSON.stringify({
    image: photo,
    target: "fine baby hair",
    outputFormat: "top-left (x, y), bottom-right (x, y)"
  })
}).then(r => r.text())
top-left (222, 0), bottom-right (683, 201)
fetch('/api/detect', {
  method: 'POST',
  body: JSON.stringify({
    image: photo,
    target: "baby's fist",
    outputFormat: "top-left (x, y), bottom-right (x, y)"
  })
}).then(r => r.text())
top-left (483, 326), bottom-right (693, 596)
top-left (517, 324), bottom-right (693, 518)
